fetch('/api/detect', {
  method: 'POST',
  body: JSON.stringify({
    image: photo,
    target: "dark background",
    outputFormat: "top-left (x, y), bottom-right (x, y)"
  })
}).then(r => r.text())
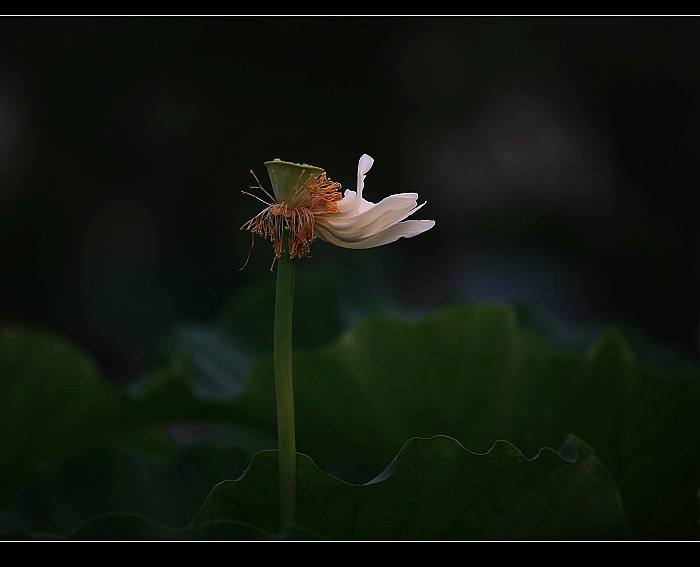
top-left (1, 16), bottom-right (698, 382)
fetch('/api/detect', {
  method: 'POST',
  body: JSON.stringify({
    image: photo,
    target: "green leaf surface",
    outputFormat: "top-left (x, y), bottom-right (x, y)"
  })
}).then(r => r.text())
top-left (0, 445), bottom-right (250, 536)
top-left (4, 515), bottom-right (317, 541)
top-left (215, 260), bottom-right (402, 355)
top-left (3, 300), bottom-right (698, 540)
top-left (192, 435), bottom-right (630, 540)
top-left (0, 443), bottom-right (320, 540)
top-left (514, 300), bottom-right (700, 377)
top-left (0, 327), bottom-right (149, 505)
top-left (158, 303), bottom-right (700, 539)
top-left (0, 325), bottom-right (255, 508)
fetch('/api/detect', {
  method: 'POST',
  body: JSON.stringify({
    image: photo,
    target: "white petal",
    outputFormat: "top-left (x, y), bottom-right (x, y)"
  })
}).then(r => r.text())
top-left (336, 154), bottom-right (374, 214)
top-left (317, 153), bottom-right (434, 250)
top-left (317, 197), bottom-right (425, 240)
top-left (318, 192), bottom-right (418, 231)
top-left (316, 219), bottom-right (435, 249)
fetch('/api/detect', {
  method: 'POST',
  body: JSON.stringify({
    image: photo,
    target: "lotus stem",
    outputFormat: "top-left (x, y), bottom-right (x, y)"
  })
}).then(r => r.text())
top-left (274, 229), bottom-right (296, 532)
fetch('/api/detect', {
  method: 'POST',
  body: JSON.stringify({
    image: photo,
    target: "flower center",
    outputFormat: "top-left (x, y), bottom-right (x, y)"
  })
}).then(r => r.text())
top-left (241, 171), bottom-right (343, 268)
top-left (286, 172), bottom-right (343, 214)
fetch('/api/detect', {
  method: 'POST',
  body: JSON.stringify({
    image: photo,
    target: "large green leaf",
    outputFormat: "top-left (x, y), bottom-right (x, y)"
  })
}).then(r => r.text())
top-left (0, 444), bottom-right (317, 540)
top-left (146, 304), bottom-right (699, 538)
top-left (215, 255), bottom-right (402, 355)
top-left (2, 426), bottom-right (626, 540)
top-left (0, 326), bottom-right (166, 505)
top-left (4, 514), bottom-right (316, 541)
top-left (0, 325), bottom-right (268, 508)
top-left (0, 445), bottom-right (249, 536)
top-left (192, 435), bottom-right (629, 540)
top-left (3, 301), bottom-right (698, 539)
top-left (514, 300), bottom-right (700, 377)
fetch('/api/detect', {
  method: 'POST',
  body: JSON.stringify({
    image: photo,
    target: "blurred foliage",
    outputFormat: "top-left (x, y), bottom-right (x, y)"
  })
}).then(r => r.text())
top-left (1, 280), bottom-right (698, 539)
top-left (2, 445), bottom-right (251, 537)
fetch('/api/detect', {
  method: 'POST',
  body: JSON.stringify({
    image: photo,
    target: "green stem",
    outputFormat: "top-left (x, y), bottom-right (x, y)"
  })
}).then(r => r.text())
top-left (274, 231), bottom-right (296, 532)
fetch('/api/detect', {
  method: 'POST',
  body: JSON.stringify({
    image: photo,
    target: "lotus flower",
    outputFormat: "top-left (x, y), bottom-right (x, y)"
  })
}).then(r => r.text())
top-left (241, 154), bottom-right (434, 266)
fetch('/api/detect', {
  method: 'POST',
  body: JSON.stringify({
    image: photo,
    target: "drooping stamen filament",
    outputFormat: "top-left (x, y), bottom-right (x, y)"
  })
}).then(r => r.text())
top-left (241, 170), bottom-right (342, 268)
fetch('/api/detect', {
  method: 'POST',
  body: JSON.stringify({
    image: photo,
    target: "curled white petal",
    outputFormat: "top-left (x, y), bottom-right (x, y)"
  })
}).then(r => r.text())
top-left (317, 193), bottom-right (420, 237)
top-left (336, 153), bottom-right (374, 214)
top-left (317, 219), bottom-right (435, 249)
top-left (315, 154), bottom-right (434, 249)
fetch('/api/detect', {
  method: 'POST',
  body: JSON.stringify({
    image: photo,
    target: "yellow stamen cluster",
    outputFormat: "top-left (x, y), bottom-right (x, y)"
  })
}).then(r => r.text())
top-left (241, 172), bottom-right (342, 268)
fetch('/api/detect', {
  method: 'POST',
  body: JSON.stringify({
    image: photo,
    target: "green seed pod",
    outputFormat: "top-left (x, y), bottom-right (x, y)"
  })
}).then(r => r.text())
top-left (264, 159), bottom-right (325, 203)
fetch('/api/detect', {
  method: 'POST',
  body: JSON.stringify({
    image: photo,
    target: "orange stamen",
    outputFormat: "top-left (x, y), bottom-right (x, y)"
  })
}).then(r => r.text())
top-left (240, 171), bottom-right (343, 268)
